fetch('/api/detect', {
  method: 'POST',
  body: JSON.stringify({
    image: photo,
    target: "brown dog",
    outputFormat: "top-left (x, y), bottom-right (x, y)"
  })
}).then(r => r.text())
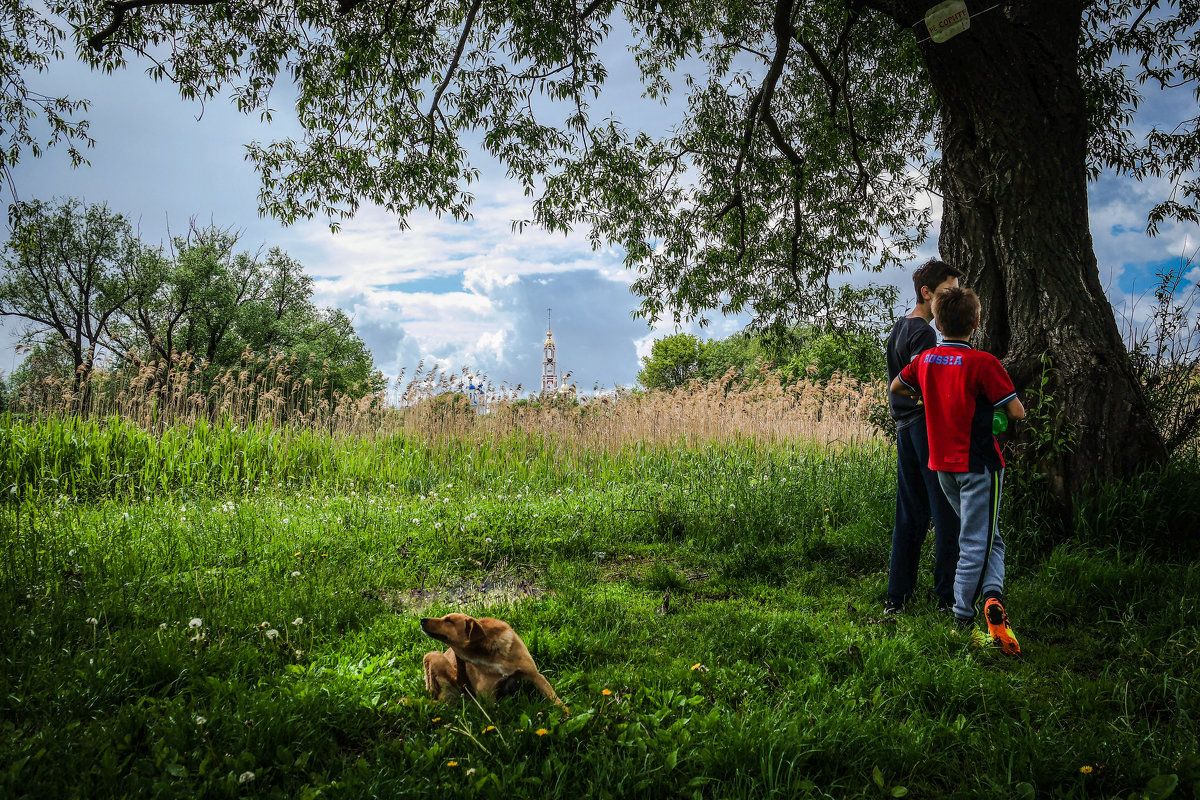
top-left (420, 613), bottom-right (568, 714)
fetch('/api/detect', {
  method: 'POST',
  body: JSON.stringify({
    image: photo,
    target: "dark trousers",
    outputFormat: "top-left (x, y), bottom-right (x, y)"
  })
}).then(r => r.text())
top-left (887, 418), bottom-right (959, 607)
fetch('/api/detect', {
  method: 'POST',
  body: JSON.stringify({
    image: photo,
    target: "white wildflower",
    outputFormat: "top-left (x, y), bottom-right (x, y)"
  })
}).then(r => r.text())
top-left (265, 629), bottom-right (279, 640)
top-left (292, 617), bottom-right (303, 626)
top-left (86, 617), bottom-right (98, 625)
top-left (239, 771), bottom-right (255, 784)
top-left (194, 716), bottom-right (206, 726)
top-left (292, 571), bottom-right (301, 578)
top-left (188, 618), bottom-right (202, 628)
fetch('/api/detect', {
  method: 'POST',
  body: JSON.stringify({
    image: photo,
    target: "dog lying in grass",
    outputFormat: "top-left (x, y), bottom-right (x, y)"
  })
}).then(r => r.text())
top-left (420, 613), bottom-right (568, 715)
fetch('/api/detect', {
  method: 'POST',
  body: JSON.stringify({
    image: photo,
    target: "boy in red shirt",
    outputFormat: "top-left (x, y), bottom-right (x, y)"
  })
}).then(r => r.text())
top-left (888, 287), bottom-right (1025, 655)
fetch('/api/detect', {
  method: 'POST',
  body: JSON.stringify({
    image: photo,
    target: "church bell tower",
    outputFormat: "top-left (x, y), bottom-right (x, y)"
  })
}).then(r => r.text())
top-left (541, 308), bottom-right (559, 394)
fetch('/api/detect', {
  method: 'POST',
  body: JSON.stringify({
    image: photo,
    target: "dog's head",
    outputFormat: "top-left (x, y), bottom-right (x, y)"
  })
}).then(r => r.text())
top-left (419, 613), bottom-right (487, 649)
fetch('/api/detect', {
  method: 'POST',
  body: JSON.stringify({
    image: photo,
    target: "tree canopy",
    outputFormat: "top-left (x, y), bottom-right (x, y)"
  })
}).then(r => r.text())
top-left (9, 0), bottom-right (1180, 325)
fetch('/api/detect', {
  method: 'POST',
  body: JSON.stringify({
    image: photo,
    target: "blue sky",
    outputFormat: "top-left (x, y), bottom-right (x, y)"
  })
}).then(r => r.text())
top-left (5, 20), bottom-right (1197, 394)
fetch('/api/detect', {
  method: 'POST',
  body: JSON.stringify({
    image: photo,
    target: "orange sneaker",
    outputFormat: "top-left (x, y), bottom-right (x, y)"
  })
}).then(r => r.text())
top-left (984, 597), bottom-right (1021, 656)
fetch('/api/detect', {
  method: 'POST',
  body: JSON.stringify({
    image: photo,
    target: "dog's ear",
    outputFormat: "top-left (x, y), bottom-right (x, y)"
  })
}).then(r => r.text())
top-left (465, 617), bottom-right (486, 644)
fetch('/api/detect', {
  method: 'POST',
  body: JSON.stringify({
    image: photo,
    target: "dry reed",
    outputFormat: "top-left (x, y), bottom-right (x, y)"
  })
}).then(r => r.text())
top-left (10, 352), bottom-right (883, 448)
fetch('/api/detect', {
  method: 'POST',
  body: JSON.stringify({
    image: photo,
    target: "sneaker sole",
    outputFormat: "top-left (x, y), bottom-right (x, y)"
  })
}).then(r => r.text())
top-left (984, 601), bottom-right (1021, 656)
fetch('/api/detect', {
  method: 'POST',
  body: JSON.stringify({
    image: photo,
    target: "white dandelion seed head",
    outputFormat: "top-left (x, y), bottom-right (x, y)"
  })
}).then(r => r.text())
top-left (239, 771), bottom-right (255, 784)
top-left (291, 571), bottom-right (301, 578)
top-left (86, 617), bottom-right (98, 625)
top-left (159, 622), bottom-right (168, 630)
top-left (292, 617), bottom-right (303, 626)
top-left (265, 629), bottom-right (279, 640)
top-left (194, 716), bottom-right (206, 726)
top-left (188, 618), bottom-right (202, 628)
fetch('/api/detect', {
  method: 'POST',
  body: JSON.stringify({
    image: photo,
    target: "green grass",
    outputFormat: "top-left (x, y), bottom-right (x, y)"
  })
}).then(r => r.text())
top-left (1, 416), bottom-right (1198, 799)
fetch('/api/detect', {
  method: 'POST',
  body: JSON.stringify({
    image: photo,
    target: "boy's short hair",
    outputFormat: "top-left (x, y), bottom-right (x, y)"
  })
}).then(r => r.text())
top-left (933, 287), bottom-right (980, 338)
top-left (912, 258), bottom-right (964, 303)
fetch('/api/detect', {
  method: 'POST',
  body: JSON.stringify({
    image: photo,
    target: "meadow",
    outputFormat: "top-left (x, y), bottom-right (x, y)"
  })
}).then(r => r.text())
top-left (2, 379), bottom-right (1199, 799)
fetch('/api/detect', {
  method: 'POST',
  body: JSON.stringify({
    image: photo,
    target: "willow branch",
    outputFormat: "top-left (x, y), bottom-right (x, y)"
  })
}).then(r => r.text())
top-left (88, 0), bottom-right (222, 51)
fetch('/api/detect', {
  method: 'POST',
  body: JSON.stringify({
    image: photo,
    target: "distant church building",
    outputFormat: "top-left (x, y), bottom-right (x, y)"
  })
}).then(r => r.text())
top-left (541, 309), bottom-right (560, 394)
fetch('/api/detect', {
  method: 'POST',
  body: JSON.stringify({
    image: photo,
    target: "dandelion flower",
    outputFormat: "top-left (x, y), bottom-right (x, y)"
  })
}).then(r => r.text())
top-left (294, 552), bottom-right (301, 557)
top-left (1080, 766), bottom-right (1093, 774)
top-left (535, 728), bottom-right (549, 736)
top-left (291, 571), bottom-right (301, 577)
top-left (602, 689), bottom-right (612, 696)
top-left (484, 726), bottom-right (496, 733)
top-left (194, 716), bottom-right (206, 726)
top-left (465, 768), bottom-right (476, 777)
top-left (293, 617), bottom-right (304, 626)
top-left (446, 760), bottom-right (458, 767)
top-left (86, 617), bottom-right (99, 625)
top-left (239, 771), bottom-right (255, 784)
top-left (265, 629), bottom-right (279, 640)
top-left (690, 663), bottom-right (704, 671)
top-left (431, 717), bottom-right (441, 723)
top-left (188, 618), bottom-right (202, 628)
top-left (159, 622), bottom-right (168, 630)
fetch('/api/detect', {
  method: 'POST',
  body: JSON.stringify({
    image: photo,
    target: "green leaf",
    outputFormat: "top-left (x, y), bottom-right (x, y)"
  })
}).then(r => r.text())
top-left (1144, 774), bottom-right (1178, 800)
top-left (1013, 782), bottom-right (1036, 800)
top-left (872, 766), bottom-right (885, 789)
top-left (891, 787), bottom-right (908, 798)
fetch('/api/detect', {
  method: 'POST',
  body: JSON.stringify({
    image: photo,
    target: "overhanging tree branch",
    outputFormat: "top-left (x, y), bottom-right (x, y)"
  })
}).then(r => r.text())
top-left (88, 0), bottom-right (223, 51)
top-left (426, 0), bottom-right (483, 143)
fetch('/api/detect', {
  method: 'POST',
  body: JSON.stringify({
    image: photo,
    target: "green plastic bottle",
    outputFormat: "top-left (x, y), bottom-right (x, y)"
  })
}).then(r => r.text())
top-left (992, 409), bottom-right (1009, 435)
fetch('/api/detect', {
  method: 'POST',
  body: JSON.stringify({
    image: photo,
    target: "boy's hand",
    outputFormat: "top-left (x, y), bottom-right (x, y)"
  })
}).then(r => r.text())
top-left (889, 375), bottom-right (919, 399)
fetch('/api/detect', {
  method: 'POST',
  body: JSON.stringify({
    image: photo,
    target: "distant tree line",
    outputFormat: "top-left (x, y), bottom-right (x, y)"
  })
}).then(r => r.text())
top-left (637, 326), bottom-right (886, 391)
top-left (0, 198), bottom-right (383, 410)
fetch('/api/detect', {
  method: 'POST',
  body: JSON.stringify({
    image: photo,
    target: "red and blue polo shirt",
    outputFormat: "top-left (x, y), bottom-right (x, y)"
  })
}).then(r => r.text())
top-left (897, 340), bottom-right (1018, 473)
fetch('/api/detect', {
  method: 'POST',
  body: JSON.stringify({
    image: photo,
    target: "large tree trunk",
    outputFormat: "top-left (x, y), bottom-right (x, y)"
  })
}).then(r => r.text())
top-left (913, 3), bottom-right (1165, 506)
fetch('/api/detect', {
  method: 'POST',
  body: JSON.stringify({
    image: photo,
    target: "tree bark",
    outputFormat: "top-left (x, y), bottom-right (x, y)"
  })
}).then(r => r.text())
top-left (913, 2), bottom-right (1166, 505)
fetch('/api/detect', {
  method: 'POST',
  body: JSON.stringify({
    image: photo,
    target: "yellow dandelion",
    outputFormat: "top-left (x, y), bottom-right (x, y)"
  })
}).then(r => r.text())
top-left (446, 760), bottom-right (458, 767)
top-left (690, 663), bottom-right (704, 671)
top-left (483, 725), bottom-right (496, 733)
top-left (310, 549), bottom-right (316, 553)
top-left (1080, 766), bottom-right (1093, 775)
top-left (431, 717), bottom-right (441, 723)
top-left (602, 689), bottom-right (612, 696)
top-left (293, 552), bottom-right (301, 557)
top-left (535, 728), bottom-right (549, 736)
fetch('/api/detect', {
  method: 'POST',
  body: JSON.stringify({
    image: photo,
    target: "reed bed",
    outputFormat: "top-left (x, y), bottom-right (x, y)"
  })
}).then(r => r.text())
top-left (396, 363), bottom-right (883, 450)
top-left (12, 348), bottom-right (390, 435)
top-left (8, 351), bottom-right (884, 452)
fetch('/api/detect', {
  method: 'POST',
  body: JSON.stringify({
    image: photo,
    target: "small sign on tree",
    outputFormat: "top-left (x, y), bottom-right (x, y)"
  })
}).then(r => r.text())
top-left (925, 0), bottom-right (971, 43)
